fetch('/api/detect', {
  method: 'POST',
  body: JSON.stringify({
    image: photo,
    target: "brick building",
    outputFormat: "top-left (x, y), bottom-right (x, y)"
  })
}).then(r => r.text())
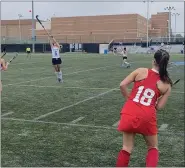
top-left (1, 12), bottom-right (169, 44)
top-left (150, 12), bottom-right (169, 37)
top-left (1, 19), bottom-right (36, 43)
top-left (36, 14), bottom-right (147, 43)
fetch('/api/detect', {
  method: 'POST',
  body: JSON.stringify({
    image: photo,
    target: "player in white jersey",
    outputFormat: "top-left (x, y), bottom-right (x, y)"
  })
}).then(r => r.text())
top-left (121, 47), bottom-right (130, 68)
top-left (0, 57), bottom-right (9, 92)
top-left (50, 36), bottom-right (63, 83)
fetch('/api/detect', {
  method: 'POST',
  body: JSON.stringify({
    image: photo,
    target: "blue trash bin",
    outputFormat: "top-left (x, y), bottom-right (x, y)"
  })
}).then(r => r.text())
top-left (104, 49), bottom-right (108, 54)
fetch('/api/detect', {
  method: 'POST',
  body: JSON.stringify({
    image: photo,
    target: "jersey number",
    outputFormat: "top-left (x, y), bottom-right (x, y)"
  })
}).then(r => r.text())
top-left (133, 86), bottom-right (155, 106)
top-left (55, 50), bottom-right (58, 56)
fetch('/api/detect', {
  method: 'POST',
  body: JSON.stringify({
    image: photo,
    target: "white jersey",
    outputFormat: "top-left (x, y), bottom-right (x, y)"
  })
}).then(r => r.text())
top-left (121, 50), bottom-right (127, 57)
top-left (52, 46), bottom-right (60, 59)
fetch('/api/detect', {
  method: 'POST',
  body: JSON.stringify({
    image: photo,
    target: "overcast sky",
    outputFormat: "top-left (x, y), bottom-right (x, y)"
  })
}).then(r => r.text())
top-left (1, 1), bottom-right (184, 34)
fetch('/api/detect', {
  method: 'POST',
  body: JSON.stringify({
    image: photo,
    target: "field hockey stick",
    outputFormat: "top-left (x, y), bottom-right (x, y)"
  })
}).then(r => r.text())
top-left (1, 52), bottom-right (6, 58)
top-left (8, 54), bottom-right (18, 64)
top-left (36, 15), bottom-right (52, 38)
top-left (168, 62), bottom-right (181, 86)
top-left (173, 79), bottom-right (180, 86)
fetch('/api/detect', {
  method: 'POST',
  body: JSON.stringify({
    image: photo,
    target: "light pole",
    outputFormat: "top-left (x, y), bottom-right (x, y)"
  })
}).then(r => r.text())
top-left (164, 6), bottom-right (175, 43)
top-left (172, 13), bottom-right (180, 40)
top-left (167, 20), bottom-right (170, 42)
top-left (18, 14), bottom-right (23, 42)
top-left (143, 0), bottom-right (153, 48)
top-left (31, 0), bottom-right (35, 53)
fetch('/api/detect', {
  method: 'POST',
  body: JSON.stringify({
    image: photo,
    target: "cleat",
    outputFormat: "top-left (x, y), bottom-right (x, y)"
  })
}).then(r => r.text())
top-left (126, 64), bottom-right (131, 68)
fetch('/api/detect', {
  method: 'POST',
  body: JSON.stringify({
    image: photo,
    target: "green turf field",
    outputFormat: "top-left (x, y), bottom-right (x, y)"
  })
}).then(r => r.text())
top-left (1, 53), bottom-right (184, 167)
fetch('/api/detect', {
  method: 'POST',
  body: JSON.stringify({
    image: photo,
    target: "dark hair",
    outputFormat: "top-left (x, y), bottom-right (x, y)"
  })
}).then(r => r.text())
top-left (154, 49), bottom-right (172, 86)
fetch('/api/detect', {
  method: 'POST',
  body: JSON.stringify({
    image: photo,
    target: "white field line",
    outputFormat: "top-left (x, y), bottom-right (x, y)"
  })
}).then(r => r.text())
top-left (17, 66), bottom-right (73, 71)
top-left (12, 85), bottom-right (112, 90)
top-left (2, 117), bottom-right (115, 130)
top-left (70, 117), bottom-right (85, 124)
top-left (159, 124), bottom-right (168, 131)
top-left (4, 64), bottom-right (116, 87)
top-left (10, 55), bottom-right (113, 65)
top-left (10, 62), bottom-right (44, 65)
top-left (10, 84), bottom-right (184, 94)
top-left (1, 112), bottom-right (14, 117)
top-left (33, 88), bottom-right (117, 120)
top-left (11, 55), bottom-right (136, 65)
top-left (1, 117), bottom-right (184, 136)
top-left (9, 57), bottom-right (99, 65)
top-left (112, 120), bottom-right (120, 127)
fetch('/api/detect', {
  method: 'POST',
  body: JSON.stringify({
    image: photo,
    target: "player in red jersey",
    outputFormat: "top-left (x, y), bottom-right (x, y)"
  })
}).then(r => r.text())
top-left (116, 49), bottom-right (172, 167)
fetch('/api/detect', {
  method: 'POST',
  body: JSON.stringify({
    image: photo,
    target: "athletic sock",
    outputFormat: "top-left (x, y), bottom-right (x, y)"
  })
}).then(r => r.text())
top-left (146, 148), bottom-right (159, 167)
top-left (116, 150), bottom-right (130, 167)
top-left (58, 71), bottom-right (62, 80)
top-left (126, 62), bottom-right (130, 66)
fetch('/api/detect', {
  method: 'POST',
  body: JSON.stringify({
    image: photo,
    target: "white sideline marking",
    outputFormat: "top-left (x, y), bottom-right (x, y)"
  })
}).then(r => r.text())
top-left (17, 66), bottom-right (73, 71)
top-left (33, 88), bottom-right (117, 120)
top-left (2, 117), bottom-right (115, 130)
top-left (159, 124), bottom-right (168, 131)
top-left (70, 117), bottom-right (85, 124)
top-left (4, 65), bottom-right (116, 86)
top-left (10, 84), bottom-right (184, 94)
top-left (112, 120), bottom-right (120, 127)
top-left (11, 62), bottom-right (42, 65)
top-left (1, 112), bottom-right (14, 117)
top-left (12, 85), bottom-right (112, 90)
top-left (1, 117), bottom-right (184, 136)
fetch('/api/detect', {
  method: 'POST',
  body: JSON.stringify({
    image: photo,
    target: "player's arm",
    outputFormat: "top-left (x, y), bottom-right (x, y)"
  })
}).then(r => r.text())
top-left (49, 37), bottom-right (54, 48)
top-left (120, 69), bottom-right (139, 100)
top-left (1, 59), bottom-right (9, 71)
top-left (51, 36), bottom-right (60, 48)
top-left (156, 84), bottom-right (171, 110)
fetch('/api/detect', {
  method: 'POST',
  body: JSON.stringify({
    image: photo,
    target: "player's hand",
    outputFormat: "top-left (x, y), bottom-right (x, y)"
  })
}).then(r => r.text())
top-left (6, 62), bottom-right (9, 65)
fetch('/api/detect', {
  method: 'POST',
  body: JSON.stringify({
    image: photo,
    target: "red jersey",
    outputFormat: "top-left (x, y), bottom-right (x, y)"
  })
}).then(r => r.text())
top-left (121, 69), bottom-right (161, 114)
top-left (118, 69), bottom-right (161, 135)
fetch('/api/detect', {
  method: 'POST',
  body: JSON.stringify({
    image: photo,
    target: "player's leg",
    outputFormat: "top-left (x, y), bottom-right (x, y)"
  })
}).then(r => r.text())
top-left (57, 58), bottom-right (63, 82)
top-left (116, 132), bottom-right (135, 167)
top-left (52, 59), bottom-right (59, 80)
top-left (57, 64), bottom-right (63, 82)
top-left (123, 58), bottom-right (130, 68)
top-left (53, 65), bottom-right (59, 81)
top-left (143, 135), bottom-right (158, 167)
top-left (121, 57), bottom-right (125, 67)
top-left (29, 52), bottom-right (31, 59)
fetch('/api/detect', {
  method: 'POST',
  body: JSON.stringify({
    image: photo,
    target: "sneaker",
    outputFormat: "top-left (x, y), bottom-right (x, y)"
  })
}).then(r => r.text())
top-left (58, 78), bottom-right (63, 83)
top-left (58, 78), bottom-right (61, 82)
top-left (126, 64), bottom-right (131, 68)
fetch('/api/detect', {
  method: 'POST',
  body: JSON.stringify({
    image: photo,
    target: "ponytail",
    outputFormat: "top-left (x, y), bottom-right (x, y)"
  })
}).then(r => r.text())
top-left (154, 49), bottom-right (172, 86)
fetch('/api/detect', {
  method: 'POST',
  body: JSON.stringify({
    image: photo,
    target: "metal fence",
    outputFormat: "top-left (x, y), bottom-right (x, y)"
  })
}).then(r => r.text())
top-left (1, 36), bottom-right (184, 44)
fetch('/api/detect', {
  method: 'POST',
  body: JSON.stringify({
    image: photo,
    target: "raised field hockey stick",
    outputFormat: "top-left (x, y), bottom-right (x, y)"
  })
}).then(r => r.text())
top-left (36, 15), bottom-right (52, 38)
top-left (1, 52), bottom-right (6, 58)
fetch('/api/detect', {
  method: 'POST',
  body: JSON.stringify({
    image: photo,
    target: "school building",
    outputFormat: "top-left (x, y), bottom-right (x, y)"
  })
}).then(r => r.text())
top-left (1, 12), bottom-right (169, 44)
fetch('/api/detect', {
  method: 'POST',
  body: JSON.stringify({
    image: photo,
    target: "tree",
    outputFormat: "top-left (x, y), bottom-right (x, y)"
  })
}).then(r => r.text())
top-left (175, 34), bottom-right (184, 43)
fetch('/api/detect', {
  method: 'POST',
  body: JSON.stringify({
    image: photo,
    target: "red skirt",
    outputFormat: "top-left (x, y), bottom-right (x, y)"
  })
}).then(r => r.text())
top-left (117, 101), bottom-right (157, 136)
